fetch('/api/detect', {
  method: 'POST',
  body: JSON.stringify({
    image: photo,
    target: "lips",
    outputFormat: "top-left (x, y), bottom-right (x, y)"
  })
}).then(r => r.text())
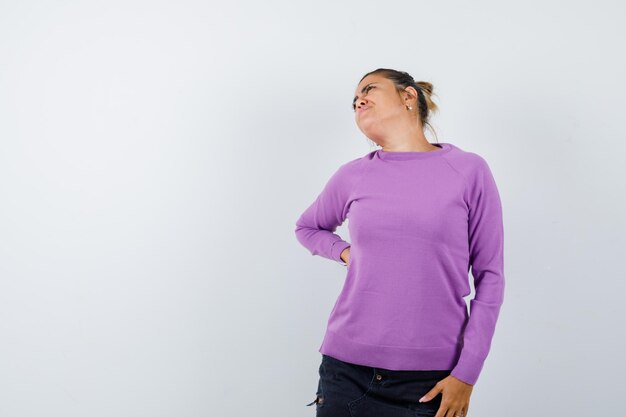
top-left (358, 106), bottom-right (370, 114)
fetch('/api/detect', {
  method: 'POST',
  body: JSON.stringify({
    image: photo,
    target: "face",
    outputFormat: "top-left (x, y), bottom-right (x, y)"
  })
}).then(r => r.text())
top-left (352, 74), bottom-right (416, 143)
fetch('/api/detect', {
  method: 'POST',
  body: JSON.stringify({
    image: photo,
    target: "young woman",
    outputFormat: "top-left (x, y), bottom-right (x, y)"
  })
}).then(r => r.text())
top-left (295, 68), bottom-right (506, 417)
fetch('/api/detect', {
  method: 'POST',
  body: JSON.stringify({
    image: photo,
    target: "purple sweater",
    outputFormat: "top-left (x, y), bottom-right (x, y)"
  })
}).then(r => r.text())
top-left (294, 142), bottom-right (505, 386)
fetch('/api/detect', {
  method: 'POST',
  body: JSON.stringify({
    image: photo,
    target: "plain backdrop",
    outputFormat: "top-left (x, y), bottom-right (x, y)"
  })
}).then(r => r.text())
top-left (1, 1), bottom-right (625, 416)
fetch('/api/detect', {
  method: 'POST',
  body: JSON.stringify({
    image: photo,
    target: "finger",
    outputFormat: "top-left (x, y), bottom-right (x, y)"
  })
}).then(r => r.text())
top-left (445, 407), bottom-right (460, 417)
top-left (450, 406), bottom-right (465, 417)
top-left (439, 403), bottom-right (460, 417)
top-left (433, 404), bottom-right (449, 417)
top-left (419, 385), bottom-right (441, 403)
top-left (461, 401), bottom-right (469, 417)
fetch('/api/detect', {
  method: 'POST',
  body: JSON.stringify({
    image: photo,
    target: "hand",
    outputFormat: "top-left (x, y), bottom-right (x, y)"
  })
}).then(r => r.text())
top-left (419, 374), bottom-right (473, 417)
top-left (340, 247), bottom-right (351, 265)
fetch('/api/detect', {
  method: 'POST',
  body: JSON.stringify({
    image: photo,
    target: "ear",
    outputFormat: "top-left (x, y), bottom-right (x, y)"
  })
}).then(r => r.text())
top-left (402, 86), bottom-right (418, 107)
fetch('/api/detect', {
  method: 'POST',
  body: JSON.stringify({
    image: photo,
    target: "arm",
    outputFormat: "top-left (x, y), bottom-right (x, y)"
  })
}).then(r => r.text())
top-left (294, 162), bottom-right (356, 265)
top-left (450, 156), bottom-right (506, 386)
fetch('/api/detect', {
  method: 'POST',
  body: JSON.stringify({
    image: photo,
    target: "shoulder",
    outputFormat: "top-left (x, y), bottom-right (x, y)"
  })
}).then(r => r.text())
top-left (321, 151), bottom-right (372, 192)
top-left (332, 151), bottom-right (373, 178)
top-left (442, 143), bottom-right (494, 182)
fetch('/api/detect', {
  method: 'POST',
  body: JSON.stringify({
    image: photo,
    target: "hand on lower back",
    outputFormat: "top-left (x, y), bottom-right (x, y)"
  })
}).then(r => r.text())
top-left (340, 247), bottom-right (351, 265)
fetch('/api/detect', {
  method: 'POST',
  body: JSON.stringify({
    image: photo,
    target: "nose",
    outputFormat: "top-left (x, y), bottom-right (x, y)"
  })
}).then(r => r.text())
top-left (356, 98), bottom-right (369, 111)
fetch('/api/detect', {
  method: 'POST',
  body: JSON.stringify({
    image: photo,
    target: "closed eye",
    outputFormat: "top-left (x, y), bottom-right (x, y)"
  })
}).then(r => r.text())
top-left (352, 85), bottom-right (375, 111)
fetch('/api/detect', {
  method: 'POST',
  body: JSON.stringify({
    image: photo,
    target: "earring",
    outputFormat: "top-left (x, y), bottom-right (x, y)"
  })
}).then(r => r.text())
top-left (407, 105), bottom-right (413, 110)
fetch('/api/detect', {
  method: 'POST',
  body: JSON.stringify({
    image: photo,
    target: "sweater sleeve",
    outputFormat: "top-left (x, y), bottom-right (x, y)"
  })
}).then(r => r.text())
top-left (294, 162), bottom-right (357, 265)
top-left (450, 156), bottom-right (506, 386)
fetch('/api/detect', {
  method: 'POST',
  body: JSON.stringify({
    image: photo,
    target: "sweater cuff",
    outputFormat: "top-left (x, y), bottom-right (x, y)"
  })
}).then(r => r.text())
top-left (450, 350), bottom-right (484, 386)
top-left (330, 240), bottom-right (351, 264)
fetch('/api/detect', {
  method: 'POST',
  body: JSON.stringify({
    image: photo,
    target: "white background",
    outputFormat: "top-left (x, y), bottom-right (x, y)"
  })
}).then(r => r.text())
top-left (1, 1), bottom-right (625, 416)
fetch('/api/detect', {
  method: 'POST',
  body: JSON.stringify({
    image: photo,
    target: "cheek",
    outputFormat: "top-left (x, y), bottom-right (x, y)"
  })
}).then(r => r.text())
top-left (386, 101), bottom-right (405, 116)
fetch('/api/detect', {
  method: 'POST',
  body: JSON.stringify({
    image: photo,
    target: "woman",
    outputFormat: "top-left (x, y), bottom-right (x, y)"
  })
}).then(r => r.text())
top-left (294, 68), bottom-right (505, 417)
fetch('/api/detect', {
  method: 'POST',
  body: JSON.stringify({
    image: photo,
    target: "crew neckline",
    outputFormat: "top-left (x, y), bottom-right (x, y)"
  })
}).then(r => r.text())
top-left (376, 143), bottom-right (453, 160)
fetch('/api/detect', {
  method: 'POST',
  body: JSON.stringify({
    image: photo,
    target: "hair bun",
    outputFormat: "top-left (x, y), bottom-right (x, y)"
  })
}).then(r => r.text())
top-left (415, 81), bottom-right (434, 95)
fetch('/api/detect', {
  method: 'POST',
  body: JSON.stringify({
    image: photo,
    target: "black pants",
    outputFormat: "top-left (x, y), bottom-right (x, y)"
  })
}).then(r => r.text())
top-left (306, 354), bottom-right (451, 417)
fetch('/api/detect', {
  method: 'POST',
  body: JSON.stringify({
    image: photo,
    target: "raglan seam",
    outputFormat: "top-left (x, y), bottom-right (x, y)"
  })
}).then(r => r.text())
top-left (441, 152), bottom-right (471, 207)
top-left (348, 154), bottom-right (376, 204)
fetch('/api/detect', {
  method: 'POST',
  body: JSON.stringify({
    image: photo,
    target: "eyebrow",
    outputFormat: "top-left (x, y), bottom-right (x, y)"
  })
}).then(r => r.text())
top-left (353, 83), bottom-right (377, 106)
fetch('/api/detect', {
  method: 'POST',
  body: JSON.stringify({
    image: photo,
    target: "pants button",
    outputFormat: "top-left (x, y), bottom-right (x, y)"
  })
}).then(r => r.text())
top-left (376, 374), bottom-right (383, 381)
